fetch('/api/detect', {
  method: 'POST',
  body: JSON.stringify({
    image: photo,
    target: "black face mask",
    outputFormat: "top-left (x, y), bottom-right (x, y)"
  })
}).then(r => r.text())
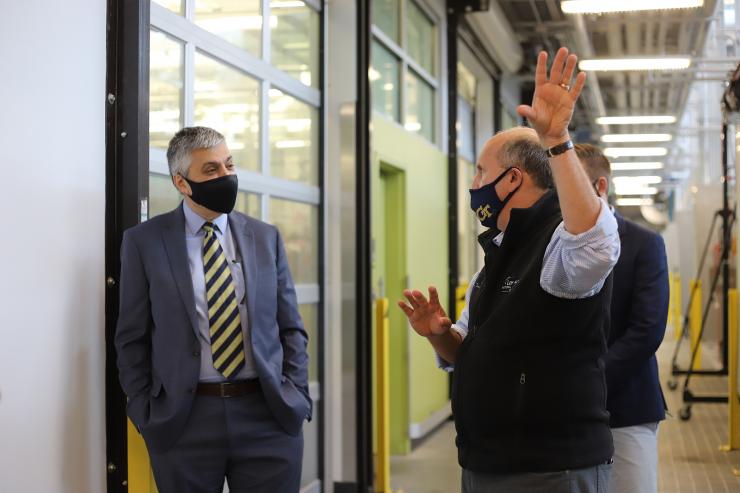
top-left (183, 174), bottom-right (238, 214)
top-left (469, 167), bottom-right (521, 228)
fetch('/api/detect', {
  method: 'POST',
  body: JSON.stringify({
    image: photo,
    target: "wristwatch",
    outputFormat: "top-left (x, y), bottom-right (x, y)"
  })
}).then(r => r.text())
top-left (546, 139), bottom-right (574, 158)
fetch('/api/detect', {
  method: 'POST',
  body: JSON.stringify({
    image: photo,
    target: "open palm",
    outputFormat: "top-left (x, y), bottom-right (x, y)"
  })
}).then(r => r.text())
top-left (517, 48), bottom-right (587, 144)
top-left (398, 286), bottom-right (452, 338)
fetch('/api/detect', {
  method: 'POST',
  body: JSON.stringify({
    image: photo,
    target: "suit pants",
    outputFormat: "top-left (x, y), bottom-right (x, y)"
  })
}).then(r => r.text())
top-left (147, 391), bottom-right (303, 493)
top-left (609, 422), bottom-right (659, 493)
top-left (461, 464), bottom-right (612, 493)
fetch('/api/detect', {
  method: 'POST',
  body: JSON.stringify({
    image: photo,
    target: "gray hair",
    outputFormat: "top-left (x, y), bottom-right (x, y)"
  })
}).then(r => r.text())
top-left (166, 126), bottom-right (225, 177)
top-left (498, 137), bottom-right (553, 190)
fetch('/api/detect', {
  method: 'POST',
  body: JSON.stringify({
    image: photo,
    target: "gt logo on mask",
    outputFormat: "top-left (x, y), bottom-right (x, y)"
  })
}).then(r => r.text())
top-left (476, 205), bottom-right (493, 221)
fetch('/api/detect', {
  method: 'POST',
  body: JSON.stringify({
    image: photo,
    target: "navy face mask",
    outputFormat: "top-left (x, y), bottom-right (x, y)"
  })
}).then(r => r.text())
top-left (469, 167), bottom-right (521, 229)
top-left (184, 174), bottom-right (239, 214)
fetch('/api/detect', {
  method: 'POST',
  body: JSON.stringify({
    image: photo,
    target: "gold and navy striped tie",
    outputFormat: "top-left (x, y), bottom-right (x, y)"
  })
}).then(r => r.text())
top-left (202, 222), bottom-right (245, 379)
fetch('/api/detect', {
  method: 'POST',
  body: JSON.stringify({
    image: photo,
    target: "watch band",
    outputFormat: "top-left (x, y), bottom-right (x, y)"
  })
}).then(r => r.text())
top-left (546, 139), bottom-right (574, 158)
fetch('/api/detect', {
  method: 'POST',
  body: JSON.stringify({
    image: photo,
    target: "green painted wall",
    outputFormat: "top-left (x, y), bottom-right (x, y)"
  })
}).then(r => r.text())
top-left (371, 115), bottom-right (450, 455)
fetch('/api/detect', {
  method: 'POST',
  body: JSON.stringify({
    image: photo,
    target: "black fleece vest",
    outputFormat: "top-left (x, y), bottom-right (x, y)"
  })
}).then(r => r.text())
top-left (452, 191), bottom-right (614, 474)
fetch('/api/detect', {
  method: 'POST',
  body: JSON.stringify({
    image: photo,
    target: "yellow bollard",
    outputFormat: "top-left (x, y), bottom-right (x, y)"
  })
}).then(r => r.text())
top-left (722, 289), bottom-right (740, 452)
top-left (127, 419), bottom-right (157, 492)
top-left (689, 280), bottom-right (702, 370)
top-left (456, 284), bottom-right (468, 322)
top-left (674, 274), bottom-right (682, 341)
top-left (375, 299), bottom-right (392, 493)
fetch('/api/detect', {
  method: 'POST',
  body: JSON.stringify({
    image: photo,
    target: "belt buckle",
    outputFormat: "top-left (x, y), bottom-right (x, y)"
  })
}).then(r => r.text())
top-left (219, 383), bottom-right (230, 398)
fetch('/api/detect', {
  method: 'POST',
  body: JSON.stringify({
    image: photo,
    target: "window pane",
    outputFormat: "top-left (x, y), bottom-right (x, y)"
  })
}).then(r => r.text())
top-left (372, 0), bottom-right (399, 43)
top-left (269, 89), bottom-right (319, 185)
top-left (405, 70), bottom-right (434, 142)
top-left (149, 173), bottom-right (181, 218)
top-left (457, 98), bottom-right (475, 163)
top-left (298, 303), bottom-right (319, 381)
top-left (457, 61), bottom-right (476, 106)
top-left (153, 0), bottom-right (183, 14)
top-left (194, 0), bottom-right (262, 56)
top-left (194, 52), bottom-right (260, 172)
top-left (407, 0), bottom-right (435, 75)
top-left (234, 191), bottom-right (261, 218)
top-left (271, 1), bottom-right (319, 88)
top-left (150, 31), bottom-right (183, 149)
top-left (371, 41), bottom-right (400, 121)
top-left (270, 198), bottom-right (318, 284)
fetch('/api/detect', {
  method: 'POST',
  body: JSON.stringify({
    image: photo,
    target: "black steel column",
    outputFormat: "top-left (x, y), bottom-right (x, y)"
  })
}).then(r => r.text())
top-left (721, 121), bottom-right (730, 370)
top-left (105, 0), bottom-right (149, 490)
top-left (446, 2), bottom-right (459, 319)
top-left (356, 0), bottom-right (373, 491)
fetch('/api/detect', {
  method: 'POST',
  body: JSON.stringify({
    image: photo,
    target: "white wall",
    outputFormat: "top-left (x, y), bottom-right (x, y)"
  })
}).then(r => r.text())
top-left (0, 1), bottom-right (107, 491)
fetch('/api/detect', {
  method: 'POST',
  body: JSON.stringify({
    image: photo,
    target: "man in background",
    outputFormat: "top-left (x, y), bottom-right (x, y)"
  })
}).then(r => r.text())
top-left (576, 143), bottom-right (669, 493)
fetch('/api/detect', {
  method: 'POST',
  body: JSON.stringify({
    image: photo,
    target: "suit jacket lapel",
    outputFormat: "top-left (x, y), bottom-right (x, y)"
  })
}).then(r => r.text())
top-left (161, 206), bottom-right (200, 338)
top-left (614, 210), bottom-right (629, 240)
top-left (229, 214), bottom-right (257, 329)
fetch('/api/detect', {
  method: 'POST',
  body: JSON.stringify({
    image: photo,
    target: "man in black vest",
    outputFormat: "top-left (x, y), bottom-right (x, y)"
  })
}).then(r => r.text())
top-left (576, 144), bottom-right (669, 493)
top-left (399, 48), bottom-right (620, 492)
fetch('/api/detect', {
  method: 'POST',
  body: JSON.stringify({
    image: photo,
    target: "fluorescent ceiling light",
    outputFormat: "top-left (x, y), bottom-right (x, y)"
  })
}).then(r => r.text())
top-left (610, 162), bottom-right (664, 171)
top-left (601, 134), bottom-right (672, 143)
top-left (616, 198), bottom-right (655, 207)
top-left (612, 176), bottom-right (663, 184)
top-left (561, 0), bottom-right (703, 14)
top-left (596, 115), bottom-right (677, 125)
top-left (271, 1), bottom-right (305, 8)
top-left (579, 58), bottom-right (691, 71)
top-left (615, 187), bottom-right (659, 195)
top-left (604, 147), bottom-right (668, 158)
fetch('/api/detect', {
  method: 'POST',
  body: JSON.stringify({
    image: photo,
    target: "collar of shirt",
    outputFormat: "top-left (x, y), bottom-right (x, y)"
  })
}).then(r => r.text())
top-left (182, 200), bottom-right (229, 236)
top-left (492, 231), bottom-right (504, 247)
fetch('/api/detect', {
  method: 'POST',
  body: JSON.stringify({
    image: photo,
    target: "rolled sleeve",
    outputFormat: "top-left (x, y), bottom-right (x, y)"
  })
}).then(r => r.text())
top-left (540, 199), bottom-right (620, 299)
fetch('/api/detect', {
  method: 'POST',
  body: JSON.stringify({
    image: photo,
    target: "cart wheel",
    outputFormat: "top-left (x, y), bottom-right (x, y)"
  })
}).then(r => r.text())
top-left (679, 405), bottom-right (692, 421)
top-left (667, 379), bottom-right (678, 391)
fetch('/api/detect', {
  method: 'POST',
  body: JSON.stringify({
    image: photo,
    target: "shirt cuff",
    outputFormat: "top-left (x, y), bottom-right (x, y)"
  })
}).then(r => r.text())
top-left (435, 324), bottom-right (468, 372)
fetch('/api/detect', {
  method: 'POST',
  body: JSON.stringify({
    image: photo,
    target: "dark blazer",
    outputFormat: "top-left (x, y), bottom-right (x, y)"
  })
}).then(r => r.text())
top-left (605, 212), bottom-right (669, 428)
top-left (115, 205), bottom-right (311, 453)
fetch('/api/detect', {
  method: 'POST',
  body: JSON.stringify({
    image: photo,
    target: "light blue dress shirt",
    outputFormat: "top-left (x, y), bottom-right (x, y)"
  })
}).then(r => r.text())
top-left (182, 201), bottom-right (257, 381)
top-left (438, 198), bottom-right (620, 370)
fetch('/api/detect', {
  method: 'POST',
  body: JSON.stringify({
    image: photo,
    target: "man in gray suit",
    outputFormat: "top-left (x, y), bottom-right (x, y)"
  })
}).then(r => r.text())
top-left (115, 126), bottom-right (311, 492)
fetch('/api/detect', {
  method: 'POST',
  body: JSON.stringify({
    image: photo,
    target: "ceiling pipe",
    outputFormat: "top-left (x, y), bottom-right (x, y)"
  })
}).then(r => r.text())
top-left (571, 13), bottom-right (610, 134)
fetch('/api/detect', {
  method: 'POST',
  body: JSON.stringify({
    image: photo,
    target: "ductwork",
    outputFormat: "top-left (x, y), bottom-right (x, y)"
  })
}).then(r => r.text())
top-left (465, 1), bottom-right (524, 74)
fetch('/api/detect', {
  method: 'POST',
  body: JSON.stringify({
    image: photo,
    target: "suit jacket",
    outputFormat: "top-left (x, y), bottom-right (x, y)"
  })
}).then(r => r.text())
top-left (115, 204), bottom-right (311, 453)
top-left (605, 212), bottom-right (669, 428)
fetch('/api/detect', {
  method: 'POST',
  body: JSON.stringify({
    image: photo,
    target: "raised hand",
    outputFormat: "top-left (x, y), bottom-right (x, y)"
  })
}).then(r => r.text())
top-left (516, 47), bottom-right (586, 146)
top-left (398, 286), bottom-right (452, 338)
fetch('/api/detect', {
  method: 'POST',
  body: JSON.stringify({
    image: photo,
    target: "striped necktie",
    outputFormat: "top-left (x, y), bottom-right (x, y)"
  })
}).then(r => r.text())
top-left (202, 222), bottom-right (245, 379)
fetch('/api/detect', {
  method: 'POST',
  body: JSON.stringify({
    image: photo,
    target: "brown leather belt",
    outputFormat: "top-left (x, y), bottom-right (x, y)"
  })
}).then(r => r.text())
top-left (196, 379), bottom-right (261, 398)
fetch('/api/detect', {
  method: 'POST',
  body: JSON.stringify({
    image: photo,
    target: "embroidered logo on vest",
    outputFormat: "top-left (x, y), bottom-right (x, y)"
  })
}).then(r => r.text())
top-left (500, 276), bottom-right (520, 293)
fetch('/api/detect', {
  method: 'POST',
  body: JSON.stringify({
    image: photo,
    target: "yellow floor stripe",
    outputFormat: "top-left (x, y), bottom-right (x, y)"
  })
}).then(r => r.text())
top-left (208, 283), bottom-right (235, 319)
top-left (214, 332), bottom-right (244, 368)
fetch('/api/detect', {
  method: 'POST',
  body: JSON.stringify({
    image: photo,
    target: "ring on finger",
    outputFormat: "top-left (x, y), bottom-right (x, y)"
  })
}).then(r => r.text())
top-left (559, 82), bottom-right (570, 91)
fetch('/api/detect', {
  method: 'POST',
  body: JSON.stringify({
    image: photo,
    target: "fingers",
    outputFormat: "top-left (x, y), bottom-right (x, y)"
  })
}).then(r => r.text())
top-left (411, 290), bottom-right (429, 307)
top-left (397, 300), bottom-right (414, 317)
top-left (548, 47), bottom-right (569, 85)
top-left (534, 51), bottom-right (548, 86)
top-left (428, 286), bottom-right (440, 307)
top-left (403, 289), bottom-right (420, 309)
top-left (570, 71), bottom-right (587, 101)
top-left (560, 53), bottom-right (577, 87)
top-left (516, 104), bottom-right (536, 121)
